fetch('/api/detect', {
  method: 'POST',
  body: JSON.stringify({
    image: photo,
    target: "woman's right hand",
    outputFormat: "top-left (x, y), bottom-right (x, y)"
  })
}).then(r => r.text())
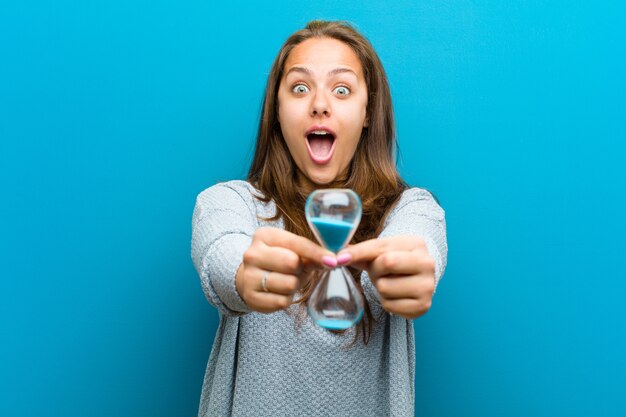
top-left (235, 227), bottom-right (337, 314)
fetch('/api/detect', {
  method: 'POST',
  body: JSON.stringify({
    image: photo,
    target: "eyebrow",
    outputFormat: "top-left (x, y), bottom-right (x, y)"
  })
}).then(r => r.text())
top-left (285, 66), bottom-right (358, 78)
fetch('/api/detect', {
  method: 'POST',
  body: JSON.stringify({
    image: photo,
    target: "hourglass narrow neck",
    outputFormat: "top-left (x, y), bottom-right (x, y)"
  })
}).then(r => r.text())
top-left (309, 217), bottom-right (355, 253)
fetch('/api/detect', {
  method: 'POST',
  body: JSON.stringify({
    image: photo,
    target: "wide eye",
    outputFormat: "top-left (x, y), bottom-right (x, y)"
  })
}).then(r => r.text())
top-left (333, 86), bottom-right (351, 96)
top-left (292, 84), bottom-right (309, 94)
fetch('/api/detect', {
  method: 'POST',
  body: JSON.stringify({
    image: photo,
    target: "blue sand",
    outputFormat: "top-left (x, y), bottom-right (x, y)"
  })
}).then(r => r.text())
top-left (310, 217), bottom-right (354, 253)
top-left (315, 319), bottom-right (354, 330)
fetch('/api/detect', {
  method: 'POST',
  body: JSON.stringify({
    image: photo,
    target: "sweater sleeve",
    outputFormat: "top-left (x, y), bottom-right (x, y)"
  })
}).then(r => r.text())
top-left (191, 182), bottom-right (257, 316)
top-left (378, 187), bottom-right (448, 292)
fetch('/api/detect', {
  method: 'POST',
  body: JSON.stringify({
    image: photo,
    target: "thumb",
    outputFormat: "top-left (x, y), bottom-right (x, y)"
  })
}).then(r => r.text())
top-left (300, 256), bottom-right (334, 275)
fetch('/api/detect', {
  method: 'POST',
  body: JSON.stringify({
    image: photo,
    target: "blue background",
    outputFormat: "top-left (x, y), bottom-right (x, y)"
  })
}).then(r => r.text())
top-left (1, 1), bottom-right (625, 416)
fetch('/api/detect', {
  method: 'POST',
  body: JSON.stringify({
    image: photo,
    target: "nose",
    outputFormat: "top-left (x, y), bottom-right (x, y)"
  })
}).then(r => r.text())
top-left (310, 90), bottom-right (330, 117)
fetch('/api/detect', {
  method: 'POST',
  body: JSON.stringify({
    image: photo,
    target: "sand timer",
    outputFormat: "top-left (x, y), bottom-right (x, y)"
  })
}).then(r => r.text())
top-left (305, 189), bottom-right (364, 330)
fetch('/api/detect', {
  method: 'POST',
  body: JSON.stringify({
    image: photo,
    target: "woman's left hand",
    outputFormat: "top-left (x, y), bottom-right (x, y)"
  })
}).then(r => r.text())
top-left (337, 236), bottom-right (436, 320)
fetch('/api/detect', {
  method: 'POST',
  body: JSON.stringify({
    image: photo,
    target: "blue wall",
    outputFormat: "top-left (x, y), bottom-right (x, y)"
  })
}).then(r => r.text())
top-left (1, 1), bottom-right (624, 416)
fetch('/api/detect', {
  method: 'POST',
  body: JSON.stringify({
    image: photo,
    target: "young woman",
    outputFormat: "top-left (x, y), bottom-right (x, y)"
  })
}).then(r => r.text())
top-left (191, 20), bottom-right (448, 417)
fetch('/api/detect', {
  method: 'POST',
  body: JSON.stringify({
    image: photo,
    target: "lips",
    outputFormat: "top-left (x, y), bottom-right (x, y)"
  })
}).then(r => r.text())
top-left (305, 126), bottom-right (336, 165)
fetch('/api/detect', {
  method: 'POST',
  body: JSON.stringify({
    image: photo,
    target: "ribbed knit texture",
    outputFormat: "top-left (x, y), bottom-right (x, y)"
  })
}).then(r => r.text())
top-left (191, 180), bottom-right (448, 417)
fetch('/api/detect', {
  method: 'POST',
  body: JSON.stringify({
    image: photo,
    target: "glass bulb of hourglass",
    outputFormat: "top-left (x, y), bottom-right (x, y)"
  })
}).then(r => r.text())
top-left (305, 189), bottom-right (364, 330)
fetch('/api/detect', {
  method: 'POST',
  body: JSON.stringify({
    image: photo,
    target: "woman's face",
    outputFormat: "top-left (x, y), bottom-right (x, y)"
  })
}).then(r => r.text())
top-left (277, 37), bottom-right (369, 187)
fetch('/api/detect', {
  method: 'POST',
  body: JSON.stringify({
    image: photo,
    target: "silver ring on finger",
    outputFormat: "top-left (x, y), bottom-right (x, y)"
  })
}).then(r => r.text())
top-left (261, 270), bottom-right (271, 292)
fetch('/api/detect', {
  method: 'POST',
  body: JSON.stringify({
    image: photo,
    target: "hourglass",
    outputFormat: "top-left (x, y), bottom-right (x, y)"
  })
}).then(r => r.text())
top-left (305, 189), bottom-right (364, 330)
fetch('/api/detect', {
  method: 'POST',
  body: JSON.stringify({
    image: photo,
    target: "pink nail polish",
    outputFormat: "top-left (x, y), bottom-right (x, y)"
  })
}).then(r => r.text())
top-left (322, 256), bottom-right (337, 267)
top-left (337, 253), bottom-right (352, 265)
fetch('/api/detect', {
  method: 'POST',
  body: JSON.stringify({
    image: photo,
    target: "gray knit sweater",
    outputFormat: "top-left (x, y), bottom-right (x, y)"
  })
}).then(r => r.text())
top-left (191, 180), bottom-right (447, 417)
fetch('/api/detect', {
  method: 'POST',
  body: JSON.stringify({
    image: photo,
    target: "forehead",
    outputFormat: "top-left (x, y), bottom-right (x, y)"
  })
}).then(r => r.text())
top-left (283, 37), bottom-right (363, 77)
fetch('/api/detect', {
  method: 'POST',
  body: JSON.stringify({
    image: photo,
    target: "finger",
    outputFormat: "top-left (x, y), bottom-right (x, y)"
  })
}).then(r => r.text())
top-left (375, 274), bottom-right (435, 300)
top-left (245, 244), bottom-right (305, 275)
top-left (257, 271), bottom-right (301, 295)
top-left (300, 257), bottom-right (334, 275)
top-left (338, 236), bottom-right (426, 269)
top-left (380, 297), bottom-right (432, 319)
top-left (256, 227), bottom-right (336, 265)
top-left (369, 251), bottom-right (435, 280)
top-left (249, 291), bottom-right (294, 313)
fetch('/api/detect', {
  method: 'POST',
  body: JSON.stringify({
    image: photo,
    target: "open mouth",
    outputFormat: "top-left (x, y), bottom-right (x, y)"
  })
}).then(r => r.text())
top-left (305, 131), bottom-right (336, 164)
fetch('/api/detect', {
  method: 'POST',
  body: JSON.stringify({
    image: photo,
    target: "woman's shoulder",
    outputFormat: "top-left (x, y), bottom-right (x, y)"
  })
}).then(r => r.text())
top-left (194, 180), bottom-right (264, 210)
top-left (194, 180), bottom-right (274, 218)
top-left (197, 180), bottom-right (263, 201)
top-left (399, 186), bottom-right (441, 205)
top-left (389, 186), bottom-right (445, 218)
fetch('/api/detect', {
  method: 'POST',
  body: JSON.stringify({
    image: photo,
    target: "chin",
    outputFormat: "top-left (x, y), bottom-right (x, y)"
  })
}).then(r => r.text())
top-left (310, 176), bottom-right (334, 185)
top-left (306, 170), bottom-right (338, 186)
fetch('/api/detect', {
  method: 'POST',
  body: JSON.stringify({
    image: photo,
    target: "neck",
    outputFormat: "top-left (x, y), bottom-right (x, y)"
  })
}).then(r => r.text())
top-left (295, 169), bottom-right (350, 192)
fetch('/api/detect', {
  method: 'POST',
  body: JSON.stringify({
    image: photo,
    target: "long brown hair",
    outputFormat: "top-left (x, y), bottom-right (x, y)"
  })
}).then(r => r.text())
top-left (248, 20), bottom-right (408, 346)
